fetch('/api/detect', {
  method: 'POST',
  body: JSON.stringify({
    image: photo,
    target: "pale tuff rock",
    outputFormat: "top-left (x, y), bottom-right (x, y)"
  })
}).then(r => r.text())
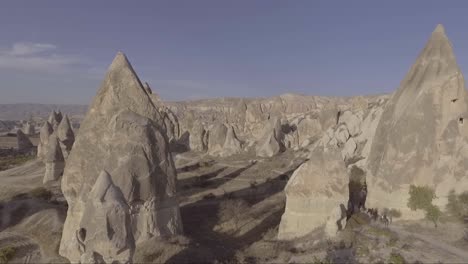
top-left (338, 110), bottom-right (361, 137)
top-left (43, 135), bottom-right (65, 184)
top-left (220, 125), bottom-right (242, 157)
top-left (23, 121), bottom-right (35, 135)
top-left (367, 24), bottom-right (468, 216)
top-left (48, 110), bottom-right (63, 130)
top-left (59, 52), bottom-right (182, 263)
top-left (144, 81), bottom-right (181, 142)
top-left (16, 129), bottom-right (34, 151)
top-left (207, 123), bottom-right (228, 156)
top-left (278, 149), bottom-right (348, 239)
top-left (57, 115), bottom-right (75, 159)
top-left (255, 118), bottom-right (285, 157)
top-left (37, 121), bottom-right (54, 159)
top-left (342, 137), bottom-right (357, 161)
top-left (189, 123), bottom-right (208, 152)
top-left (77, 170), bottom-right (134, 264)
top-left (334, 125), bottom-right (350, 146)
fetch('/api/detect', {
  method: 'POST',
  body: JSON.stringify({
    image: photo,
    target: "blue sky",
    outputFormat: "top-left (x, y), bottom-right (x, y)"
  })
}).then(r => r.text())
top-left (1, 1), bottom-right (468, 104)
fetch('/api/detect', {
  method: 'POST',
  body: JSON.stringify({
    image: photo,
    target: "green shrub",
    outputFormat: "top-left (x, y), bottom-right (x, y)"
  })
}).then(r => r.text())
top-left (0, 246), bottom-right (16, 264)
top-left (425, 204), bottom-right (442, 228)
top-left (407, 185), bottom-right (436, 211)
top-left (407, 185), bottom-right (441, 228)
top-left (388, 252), bottom-right (405, 264)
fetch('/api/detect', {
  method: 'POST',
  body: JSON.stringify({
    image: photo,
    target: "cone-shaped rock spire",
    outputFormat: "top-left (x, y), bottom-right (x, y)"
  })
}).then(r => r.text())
top-left (367, 24), bottom-right (468, 217)
top-left (57, 115), bottom-right (75, 158)
top-left (59, 52), bottom-right (182, 263)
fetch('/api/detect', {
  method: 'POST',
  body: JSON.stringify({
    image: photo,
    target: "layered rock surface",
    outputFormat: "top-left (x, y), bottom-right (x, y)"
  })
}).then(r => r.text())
top-left (59, 52), bottom-right (182, 263)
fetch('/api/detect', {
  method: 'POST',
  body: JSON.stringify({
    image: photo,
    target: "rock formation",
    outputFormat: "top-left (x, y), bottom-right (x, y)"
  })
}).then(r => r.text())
top-left (207, 123), bottom-right (228, 156)
top-left (189, 123), bottom-right (208, 152)
top-left (220, 125), bottom-right (242, 157)
top-left (23, 121), bottom-right (35, 135)
top-left (278, 149), bottom-right (348, 239)
top-left (59, 52), bottom-right (182, 263)
top-left (37, 121), bottom-right (54, 159)
top-left (255, 118), bottom-right (285, 157)
top-left (16, 129), bottom-right (34, 152)
top-left (43, 135), bottom-right (65, 184)
top-left (77, 170), bottom-right (134, 264)
top-left (367, 24), bottom-right (468, 216)
top-left (57, 115), bottom-right (75, 158)
top-left (48, 110), bottom-right (63, 130)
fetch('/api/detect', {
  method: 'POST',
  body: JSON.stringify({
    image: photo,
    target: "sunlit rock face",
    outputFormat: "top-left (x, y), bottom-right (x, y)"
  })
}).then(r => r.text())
top-left (367, 24), bottom-right (468, 216)
top-left (59, 52), bottom-right (182, 263)
top-left (278, 149), bottom-right (348, 240)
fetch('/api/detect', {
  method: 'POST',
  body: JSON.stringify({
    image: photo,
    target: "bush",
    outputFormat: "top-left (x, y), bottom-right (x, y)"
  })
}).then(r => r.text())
top-left (202, 193), bottom-right (216, 200)
top-left (446, 189), bottom-right (468, 219)
top-left (407, 185), bottom-right (436, 211)
top-left (217, 199), bottom-right (249, 230)
top-left (408, 185), bottom-right (441, 228)
top-left (0, 246), bottom-right (16, 264)
top-left (425, 204), bottom-right (442, 228)
top-left (388, 252), bottom-right (406, 264)
top-left (29, 187), bottom-right (53, 200)
top-left (249, 180), bottom-right (258, 189)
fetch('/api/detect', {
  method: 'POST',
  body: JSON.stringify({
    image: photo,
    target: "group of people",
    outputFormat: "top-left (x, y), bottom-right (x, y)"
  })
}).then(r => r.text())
top-left (366, 208), bottom-right (390, 227)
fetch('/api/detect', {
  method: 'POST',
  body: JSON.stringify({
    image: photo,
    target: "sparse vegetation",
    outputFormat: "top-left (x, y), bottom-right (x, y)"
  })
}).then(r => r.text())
top-left (217, 199), bottom-right (249, 231)
top-left (408, 185), bottom-right (441, 228)
top-left (446, 189), bottom-right (468, 220)
top-left (0, 154), bottom-right (34, 171)
top-left (388, 251), bottom-right (406, 264)
top-left (29, 187), bottom-right (53, 200)
top-left (0, 246), bottom-right (16, 264)
top-left (202, 193), bottom-right (216, 200)
top-left (249, 180), bottom-right (258, 189)
top-left (407, 185), bottom-right (436, 211)
top-left (425, 204), bottom-right (442, 228)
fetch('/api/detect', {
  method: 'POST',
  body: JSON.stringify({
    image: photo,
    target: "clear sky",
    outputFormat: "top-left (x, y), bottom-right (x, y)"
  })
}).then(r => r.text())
top-left (1, 1), bottom-right (468, 104)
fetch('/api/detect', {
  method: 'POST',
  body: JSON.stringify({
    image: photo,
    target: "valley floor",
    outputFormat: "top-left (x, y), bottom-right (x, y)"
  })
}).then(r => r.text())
top-left (0, 150), bottom-right (466, 263)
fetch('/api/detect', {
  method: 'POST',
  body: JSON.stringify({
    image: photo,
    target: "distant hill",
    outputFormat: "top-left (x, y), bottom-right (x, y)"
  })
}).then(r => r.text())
top-left (0, 104), bottom-right (88, 121)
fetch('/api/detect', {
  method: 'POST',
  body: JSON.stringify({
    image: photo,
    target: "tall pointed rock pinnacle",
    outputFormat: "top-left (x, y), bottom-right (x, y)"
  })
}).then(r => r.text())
top-left (390, 23), bottom-right (461, 121)
top-left (89, 51), bottom-right (163, 124)
top-left (367, 24), bottom-right (468, 217)
top-left (59, 52), bottom-right (182, 263)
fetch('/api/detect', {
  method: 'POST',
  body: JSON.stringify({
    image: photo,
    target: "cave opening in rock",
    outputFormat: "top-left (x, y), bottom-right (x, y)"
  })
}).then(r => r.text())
top-left (346, 166), bottom-right (367, 220)
top-left (459, 117), bottom-right (464, 125)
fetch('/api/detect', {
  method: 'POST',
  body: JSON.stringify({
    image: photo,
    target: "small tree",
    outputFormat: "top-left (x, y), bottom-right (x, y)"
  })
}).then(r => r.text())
top-left (408, 185), bottom-right (442, 228)
top-left (425, 204), bottom-right (442, 228)
top-left (217, 199), bottom-right (249, 231)
top-left (407, 185), bottom-right (436, 211)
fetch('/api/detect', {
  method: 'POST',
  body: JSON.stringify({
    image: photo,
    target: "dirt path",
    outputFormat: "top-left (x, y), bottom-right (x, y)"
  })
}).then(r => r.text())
top-left (389, 225), bottom-right (468, 260)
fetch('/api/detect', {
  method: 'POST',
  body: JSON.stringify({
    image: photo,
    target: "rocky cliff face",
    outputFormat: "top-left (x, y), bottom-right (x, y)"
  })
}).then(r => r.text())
top-left (366, 24), bottom-right (468, 216)
top-left (59, 52), bottom-right (182, 263)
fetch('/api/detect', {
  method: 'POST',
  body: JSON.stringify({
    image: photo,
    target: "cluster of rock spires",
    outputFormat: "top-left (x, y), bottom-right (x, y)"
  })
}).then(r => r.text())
top-left (27, 23), bottom-right (467, 261)
top-left (59, 52), bottom-right (182, 263)
top-left (37, 110), bottom-right (75, 184)
top-left (278, 24), bottom-right (468, 239)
